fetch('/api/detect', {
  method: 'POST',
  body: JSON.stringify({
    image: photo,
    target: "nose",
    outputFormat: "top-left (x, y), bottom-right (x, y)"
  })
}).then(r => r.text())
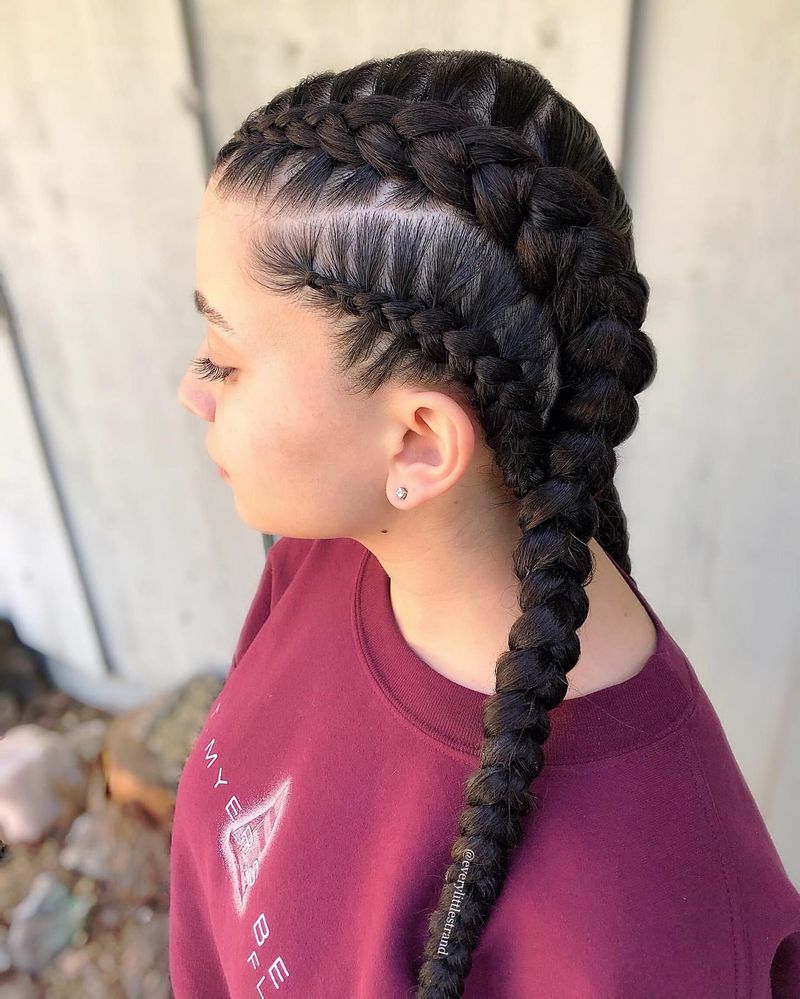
top-left (177, 362), bottom-right (216, 422)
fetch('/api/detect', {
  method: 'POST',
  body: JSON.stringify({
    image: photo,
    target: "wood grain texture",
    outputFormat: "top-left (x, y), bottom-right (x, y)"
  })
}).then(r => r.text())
top-left (617, 0), bottom-right (800, 883)
top-left (0, 0), bottom-right (266, 705)
top-left (193, 0), bottom-right (632, 168)
top-left (3, 0), bottom-right (796, 879)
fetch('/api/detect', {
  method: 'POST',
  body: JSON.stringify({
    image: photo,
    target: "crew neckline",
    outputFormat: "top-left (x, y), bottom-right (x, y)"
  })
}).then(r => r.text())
top-left (352, 541), bottom-right (697, 765)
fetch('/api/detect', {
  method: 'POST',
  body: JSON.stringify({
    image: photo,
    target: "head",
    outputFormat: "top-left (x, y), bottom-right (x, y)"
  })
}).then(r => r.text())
top-left (184, 181), bottom-right (524, 552)
top-left (178, 48), bottom-right (656, 997)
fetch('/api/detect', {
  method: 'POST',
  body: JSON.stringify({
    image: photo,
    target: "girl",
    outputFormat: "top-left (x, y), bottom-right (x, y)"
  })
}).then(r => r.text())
top-left (170, 48), bottom-right (800, 998)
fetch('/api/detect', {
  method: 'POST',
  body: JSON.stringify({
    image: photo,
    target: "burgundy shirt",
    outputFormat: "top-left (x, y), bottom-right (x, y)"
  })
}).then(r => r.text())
top-left (169, 535), bottom-right (800, 997)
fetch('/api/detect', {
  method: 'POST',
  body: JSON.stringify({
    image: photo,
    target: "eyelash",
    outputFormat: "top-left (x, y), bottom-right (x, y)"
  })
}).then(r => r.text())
top-left (192, 356), bottom-right (237, 383)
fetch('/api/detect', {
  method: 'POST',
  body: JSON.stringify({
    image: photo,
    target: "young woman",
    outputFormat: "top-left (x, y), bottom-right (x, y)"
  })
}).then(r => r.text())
top-left (170, 48), bottom-right (800, 998)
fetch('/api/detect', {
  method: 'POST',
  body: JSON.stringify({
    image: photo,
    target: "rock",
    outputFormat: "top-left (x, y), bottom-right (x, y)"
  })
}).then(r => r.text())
top-left (0, 975), bottom-right (39, 999)
top-left (91, 902), bottom-right (125, 931)
top-left (119, 911), bottom-right (170, 999)
top-left (0, 836), bottom-right (63, 917)
top-left (5, 872), bottom-right (93, 973)
top-left (59, 804), bottom-right (169, 907)
top-left (103, 674), bottom-right (223, 824)
top-left (0, 924), bottom-right (10, 972)
top-left (42, 925), bottom-right (125, 998)
top-left (0, 692), bottom-right (21, 735)
top-left (0, 726), bottom-right (87, 844)
top-left (63, 719), bottom-right (108, 767)
top-left (0, 668), bottom-right (211, 996)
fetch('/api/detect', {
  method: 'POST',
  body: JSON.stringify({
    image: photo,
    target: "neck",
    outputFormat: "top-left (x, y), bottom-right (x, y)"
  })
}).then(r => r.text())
top-left (356, 514), bottom-right (657, 699)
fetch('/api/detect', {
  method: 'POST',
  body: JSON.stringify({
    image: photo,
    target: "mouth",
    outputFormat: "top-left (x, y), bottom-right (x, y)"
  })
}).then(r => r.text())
top-left (206, 436), bottom-right (229, 479)
top-left (208, 448), bottom-right (229, 478)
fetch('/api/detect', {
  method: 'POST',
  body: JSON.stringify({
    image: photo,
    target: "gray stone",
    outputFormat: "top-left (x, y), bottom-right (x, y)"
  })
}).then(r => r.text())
top-left (0, 726), bottom-right (86, 844)
top-left (6, 872), bottom-right (92, 973)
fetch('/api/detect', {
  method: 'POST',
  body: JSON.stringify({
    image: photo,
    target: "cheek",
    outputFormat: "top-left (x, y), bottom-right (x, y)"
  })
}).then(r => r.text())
top-left (227, 364), bottom-right (367, 488)
top-left (226, 381), bottom-right (383, 537)
top-left (237, 396), bottom-right (328, 478)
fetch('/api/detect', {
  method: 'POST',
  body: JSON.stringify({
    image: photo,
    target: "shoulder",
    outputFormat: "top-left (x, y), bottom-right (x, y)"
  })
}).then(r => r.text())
top-left (266, 534), bottom-right (363, 586)
top-left (229, 535), bottom-right (364, 673)
top-left (478, 687), bottom-right (800, 997)
top-left (247, 534), bottom-right (364, 626)
top-left (684, 682), bottom-right (800, 994)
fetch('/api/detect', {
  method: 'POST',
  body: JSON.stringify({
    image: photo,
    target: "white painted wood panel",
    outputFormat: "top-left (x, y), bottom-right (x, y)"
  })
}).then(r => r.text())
top-left (3, 0), bottom-right (795, 882)
top-left (0, 304), bottom-right (105, 692)
top-left (618, 0), bottom-right (800, 882)
top-left (192, 0), bottom-right (632, 169)
top-left (0, 1), bottom-right (267, 706)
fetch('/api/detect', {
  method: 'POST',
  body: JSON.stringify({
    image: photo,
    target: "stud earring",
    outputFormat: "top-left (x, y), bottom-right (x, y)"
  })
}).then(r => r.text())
top-left (395, 486), bottom-right (408, 500)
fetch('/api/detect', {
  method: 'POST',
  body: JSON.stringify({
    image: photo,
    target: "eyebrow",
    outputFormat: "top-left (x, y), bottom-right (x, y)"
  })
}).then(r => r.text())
top-left (193, 289), bottom-right (237, 336)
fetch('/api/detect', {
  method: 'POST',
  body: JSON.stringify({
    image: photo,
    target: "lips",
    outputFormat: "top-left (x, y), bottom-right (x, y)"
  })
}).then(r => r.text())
top-left (208, 449), bottom-right (228, 478)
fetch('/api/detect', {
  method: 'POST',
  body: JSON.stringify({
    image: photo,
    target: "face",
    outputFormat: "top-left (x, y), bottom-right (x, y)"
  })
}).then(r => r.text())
top-left (177, 181), bottom-right (486, 541)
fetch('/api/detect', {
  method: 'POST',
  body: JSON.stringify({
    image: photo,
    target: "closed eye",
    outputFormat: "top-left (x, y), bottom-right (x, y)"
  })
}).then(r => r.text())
top-left (191, 356), bottom-right (237, 382)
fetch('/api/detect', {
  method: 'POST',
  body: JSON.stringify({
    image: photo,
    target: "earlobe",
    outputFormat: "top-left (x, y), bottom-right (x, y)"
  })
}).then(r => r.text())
top-left (388, 483), bottom-right (409, 506)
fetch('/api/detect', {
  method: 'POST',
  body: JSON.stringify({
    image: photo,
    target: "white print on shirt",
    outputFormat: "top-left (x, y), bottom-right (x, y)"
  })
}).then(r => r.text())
top-left (198, 691), bottom-right (293, 990)
top-left (247, 914), bottom-right (290, 994)
top-left (208, 758), bottom-right (291, 917)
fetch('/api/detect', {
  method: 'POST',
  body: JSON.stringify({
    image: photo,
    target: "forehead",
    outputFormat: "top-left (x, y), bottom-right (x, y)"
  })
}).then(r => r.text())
top-left (194, 187), bottom-right (270, 336)
top-left (195, 185), bottom-right (259, 280)
top-left (194, 184), bottom-right (330, 358)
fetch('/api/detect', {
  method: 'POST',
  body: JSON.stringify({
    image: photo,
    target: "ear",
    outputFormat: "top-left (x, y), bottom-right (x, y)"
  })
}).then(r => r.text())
top-left (385, 390), bottom-right (477, 507)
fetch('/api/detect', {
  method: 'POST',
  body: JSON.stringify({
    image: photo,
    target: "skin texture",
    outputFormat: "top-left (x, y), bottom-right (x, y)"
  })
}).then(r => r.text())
top-left (177, 182), bottom-right (657, 699)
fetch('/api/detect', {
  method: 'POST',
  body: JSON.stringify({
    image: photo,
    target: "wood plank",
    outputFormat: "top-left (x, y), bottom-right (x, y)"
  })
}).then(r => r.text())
top-left (0, 301), bottom-right (106, 694)
top-left (618, 0), bottom-right (800, 877)
top-left (1, 0), bottom-right (266, 702)
top-left (193, 0), bottom-right (632, 169)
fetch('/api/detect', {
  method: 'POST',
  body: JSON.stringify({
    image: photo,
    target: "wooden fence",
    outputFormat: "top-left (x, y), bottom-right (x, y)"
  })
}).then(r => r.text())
top-left (1, 0), bottom-right (797, 881)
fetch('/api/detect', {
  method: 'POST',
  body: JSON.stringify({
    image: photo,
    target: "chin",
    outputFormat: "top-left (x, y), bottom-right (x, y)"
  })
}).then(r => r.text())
top-left (234, 503), bottom-right (273, 536)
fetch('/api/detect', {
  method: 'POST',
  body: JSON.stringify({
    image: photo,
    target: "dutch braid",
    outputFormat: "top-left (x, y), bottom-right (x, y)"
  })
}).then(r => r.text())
top-left (210, 48), bottom-right (657, 997)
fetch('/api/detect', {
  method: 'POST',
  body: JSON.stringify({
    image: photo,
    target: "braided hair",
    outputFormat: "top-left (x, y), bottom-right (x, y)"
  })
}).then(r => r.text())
top-left (209, 48), bottom-right (657, 998)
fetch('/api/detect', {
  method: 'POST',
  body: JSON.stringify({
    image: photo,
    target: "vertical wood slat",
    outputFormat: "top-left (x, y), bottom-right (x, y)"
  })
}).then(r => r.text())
top-left (618, 0), bottom-right (800, 883)
top-left (0, 0), bottom-right (267, 708)
top-left (192, 0), bottom-right (633, 169)
top-left (7, 0), bottom-right (794, 885)
top-left (0, 300), bottom-right (106, 690)
top-left (1, 1), bottom-right (632, 698)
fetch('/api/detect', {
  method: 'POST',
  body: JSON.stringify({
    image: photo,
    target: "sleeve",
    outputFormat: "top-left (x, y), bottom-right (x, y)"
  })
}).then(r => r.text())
top-left (770, 929), bottom-right (800, 997)
top-left (168, 821), bottom-right (230, 997)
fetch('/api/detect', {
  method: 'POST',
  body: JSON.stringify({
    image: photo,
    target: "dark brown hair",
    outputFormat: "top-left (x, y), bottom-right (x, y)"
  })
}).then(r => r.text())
top-left (209, 47), bottom-right (656, 998)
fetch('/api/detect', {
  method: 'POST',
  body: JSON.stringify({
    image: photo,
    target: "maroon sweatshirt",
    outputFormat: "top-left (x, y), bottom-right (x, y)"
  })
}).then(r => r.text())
top-left (169, 535), bottom-right (800, 997)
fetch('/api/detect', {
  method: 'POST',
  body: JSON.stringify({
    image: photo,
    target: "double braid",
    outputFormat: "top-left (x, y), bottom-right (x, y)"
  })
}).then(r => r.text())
top-left (212, 50), bottom-right (657, 997)
top-left (223, 83), bottom-right (656, 570)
